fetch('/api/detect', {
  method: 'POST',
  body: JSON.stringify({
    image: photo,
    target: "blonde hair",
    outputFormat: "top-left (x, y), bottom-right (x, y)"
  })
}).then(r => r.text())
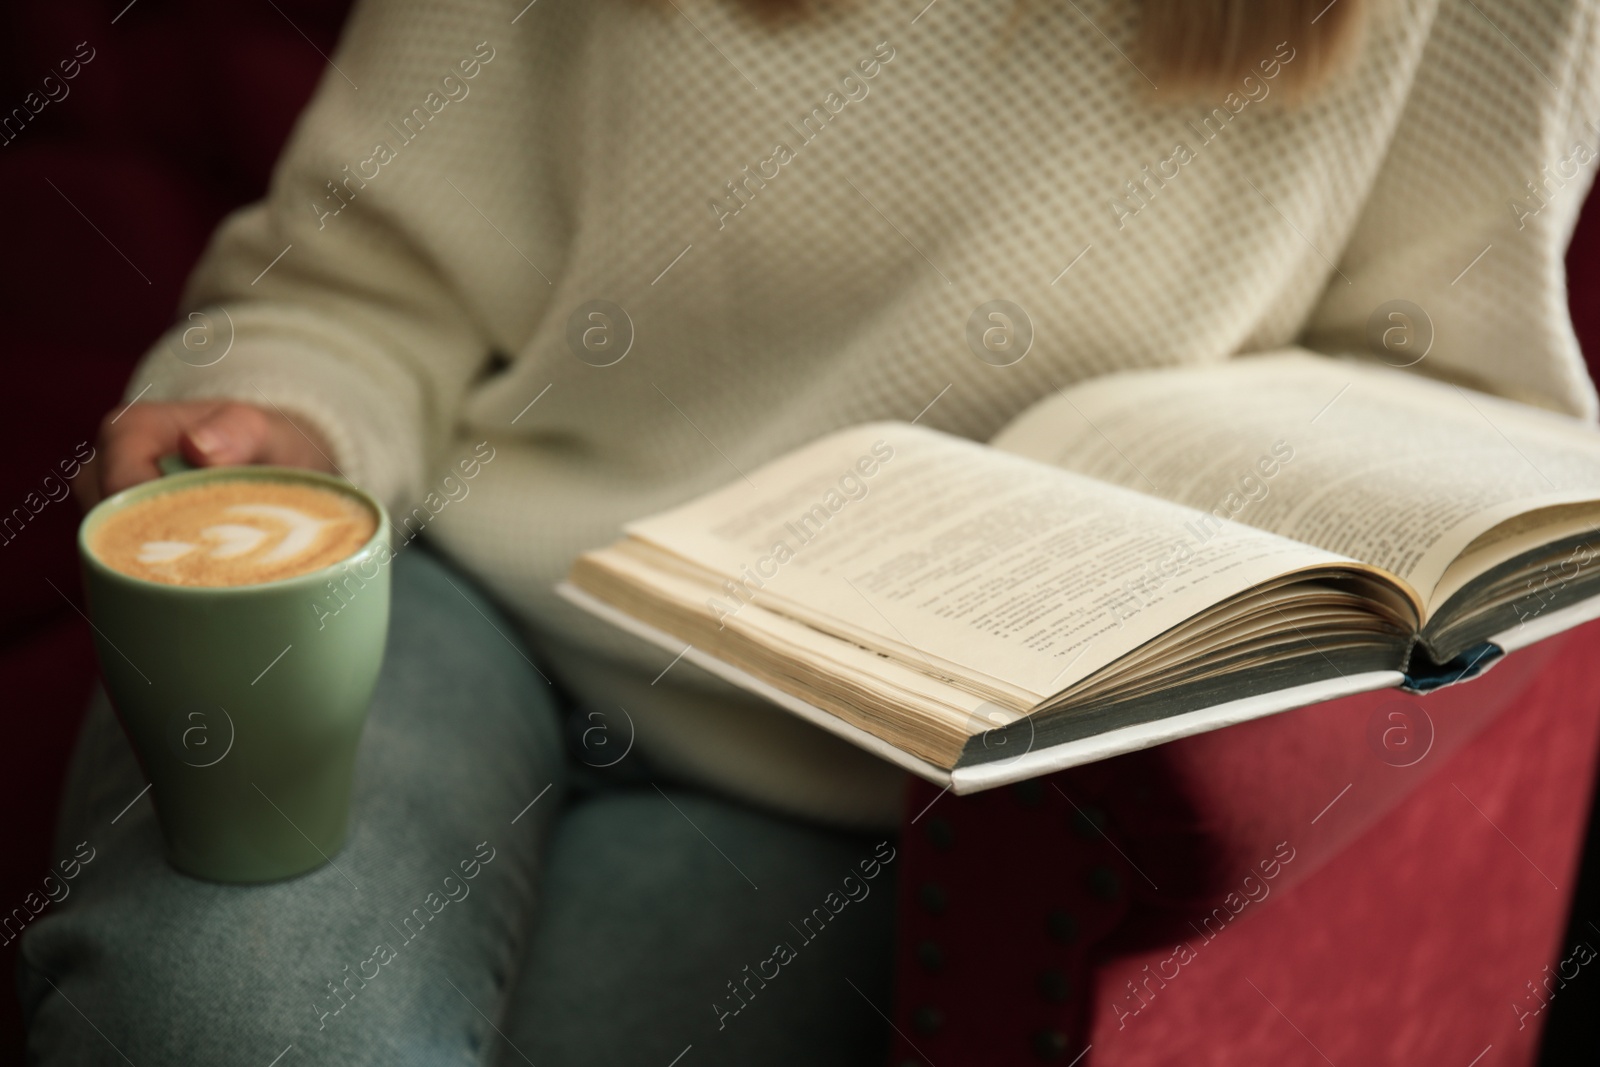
top-left (1139, 0), bottom-right (1367, 98)
top-left (727, 0), bottom-right (1368, 98)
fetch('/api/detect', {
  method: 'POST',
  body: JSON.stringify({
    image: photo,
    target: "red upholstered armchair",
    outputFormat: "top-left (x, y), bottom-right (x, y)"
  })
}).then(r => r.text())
top-left (3, 1), bottom-right (1599, 1062)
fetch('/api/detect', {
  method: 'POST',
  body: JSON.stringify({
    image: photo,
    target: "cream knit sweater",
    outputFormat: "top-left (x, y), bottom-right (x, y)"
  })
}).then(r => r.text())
top-left (132, 0), bottom-right (1600, 828)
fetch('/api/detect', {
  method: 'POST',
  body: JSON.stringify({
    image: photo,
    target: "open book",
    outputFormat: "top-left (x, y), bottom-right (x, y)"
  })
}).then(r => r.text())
top-left (559, 352), bottom-right (1600, 792)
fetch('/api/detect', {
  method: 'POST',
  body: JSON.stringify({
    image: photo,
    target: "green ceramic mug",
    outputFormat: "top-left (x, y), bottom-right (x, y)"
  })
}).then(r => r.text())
top-left (78, 465), bottom-right (391, 883)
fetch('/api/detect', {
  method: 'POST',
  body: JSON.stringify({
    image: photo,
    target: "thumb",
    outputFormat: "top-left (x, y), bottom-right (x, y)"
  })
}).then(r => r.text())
top-left (177, 403), bottom-right (273, 467)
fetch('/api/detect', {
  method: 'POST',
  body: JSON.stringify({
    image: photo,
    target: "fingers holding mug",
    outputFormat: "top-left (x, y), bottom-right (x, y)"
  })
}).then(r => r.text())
top-left (80, 399), bottom-right (337, 511)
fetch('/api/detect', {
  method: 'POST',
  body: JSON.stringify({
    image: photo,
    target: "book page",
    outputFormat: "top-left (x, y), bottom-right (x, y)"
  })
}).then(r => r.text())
top-left (1430, 501), bottom-right (1600, 609)
top-left (991, 351), bottom-right (1600, 613)
top-left (621, 423), bottom-right (1369, 702)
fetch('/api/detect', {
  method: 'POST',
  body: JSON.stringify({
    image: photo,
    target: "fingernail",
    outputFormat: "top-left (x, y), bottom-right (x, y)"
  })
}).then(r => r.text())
top-left (190, 428), bottom-right (224, 455)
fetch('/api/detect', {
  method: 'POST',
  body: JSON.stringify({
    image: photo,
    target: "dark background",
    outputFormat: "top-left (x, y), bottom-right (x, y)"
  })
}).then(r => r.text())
top-left (1, 1), bottom-right (1597, 1063)
top-left (0, 2), bottom-right (356, 1060)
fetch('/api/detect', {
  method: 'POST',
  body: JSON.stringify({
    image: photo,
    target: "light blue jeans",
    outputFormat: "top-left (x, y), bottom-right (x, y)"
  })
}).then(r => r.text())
top-left (20, 548), bottom-right (896, 1065)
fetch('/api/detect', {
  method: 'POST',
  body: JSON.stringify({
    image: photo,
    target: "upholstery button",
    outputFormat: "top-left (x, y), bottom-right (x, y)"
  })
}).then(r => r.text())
top-left (916, 939), bottom-right (944, 972)
top-left (1046, 909), bottom-right (1078, 944)
top-left (913, 1005), bottom-right (944, 1035)
top-left (1071, 804), bottom-right (1107, 840)
top-left (1087, 864), bottom-right (1121, 901)
top-left (924, 817), bottom-right (954, 851)
top-left (1013, 779), bottom-right (1045, 807)
top-left (1031, 1028), bottom-right (1069, 1060)
top-left (1036, 968), bottom-right (1070, 1003)
top-left (918, 882), bottom-right (948, 915)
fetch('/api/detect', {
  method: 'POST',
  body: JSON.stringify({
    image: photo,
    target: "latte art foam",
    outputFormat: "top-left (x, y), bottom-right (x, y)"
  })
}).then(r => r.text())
top-left (93, 478), bottom-right (377, 587)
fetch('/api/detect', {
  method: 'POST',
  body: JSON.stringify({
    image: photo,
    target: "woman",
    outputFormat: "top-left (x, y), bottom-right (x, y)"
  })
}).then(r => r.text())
top-left (25, 0), bottom-right (1600, 1063)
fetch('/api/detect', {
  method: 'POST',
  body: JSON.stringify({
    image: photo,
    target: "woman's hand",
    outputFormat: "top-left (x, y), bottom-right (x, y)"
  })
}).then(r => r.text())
top-left (76, 400), bottom-right (337, 510)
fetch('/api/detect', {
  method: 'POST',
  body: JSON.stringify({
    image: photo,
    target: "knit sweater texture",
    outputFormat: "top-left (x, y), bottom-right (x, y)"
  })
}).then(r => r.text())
top-left (130, 0), bottom-right (1600, 827)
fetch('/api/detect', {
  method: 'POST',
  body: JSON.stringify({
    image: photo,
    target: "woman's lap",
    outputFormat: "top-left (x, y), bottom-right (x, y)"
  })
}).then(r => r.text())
top-left (20, 548), bottom-right (894, 1066)
top-left (503, 789), bottom-right (895, 1067)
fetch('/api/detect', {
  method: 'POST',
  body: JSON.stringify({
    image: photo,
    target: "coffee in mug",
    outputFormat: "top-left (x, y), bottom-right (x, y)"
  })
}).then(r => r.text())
top-left (79, 466), bottom-right (391, 883)
top-left (89, 478), bottom-right (377, 587)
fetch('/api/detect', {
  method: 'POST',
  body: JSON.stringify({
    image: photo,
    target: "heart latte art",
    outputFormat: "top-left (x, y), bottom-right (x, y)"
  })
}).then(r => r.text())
top-left (92, 478), bottom-right (377, 587)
